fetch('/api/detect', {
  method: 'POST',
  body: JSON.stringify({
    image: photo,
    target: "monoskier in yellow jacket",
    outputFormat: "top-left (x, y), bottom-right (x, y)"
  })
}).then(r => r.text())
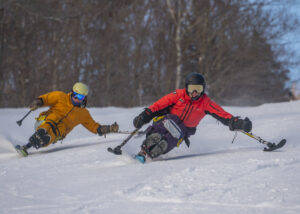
top-left (17, 82), bottom-right (119, 156)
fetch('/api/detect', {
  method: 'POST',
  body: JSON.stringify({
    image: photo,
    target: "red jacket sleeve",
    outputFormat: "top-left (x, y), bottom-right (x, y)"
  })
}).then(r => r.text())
top-left (204, 97), bottom-right (233, 125)
top-left (148, 91), bottom-right (180, 113)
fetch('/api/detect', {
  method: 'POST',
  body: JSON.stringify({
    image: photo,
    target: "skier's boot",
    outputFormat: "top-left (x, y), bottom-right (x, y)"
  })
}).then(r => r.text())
top-left (135, 133), bottom-right (168, 163)
top-left (28, 128), bottom-right (51, 149)
top-left (15, 145), bottom-right (29, 157)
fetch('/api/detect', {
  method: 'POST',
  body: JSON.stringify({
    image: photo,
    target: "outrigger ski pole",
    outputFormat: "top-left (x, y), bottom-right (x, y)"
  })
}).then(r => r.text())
top-left (107, 128), bottom-right (141, 155)
top-left (117, 130), bottom-right (145, 137)
top-left (239, 130), bottom-right (286, 152)
top-left (16, 110), bottom-right (32, 126)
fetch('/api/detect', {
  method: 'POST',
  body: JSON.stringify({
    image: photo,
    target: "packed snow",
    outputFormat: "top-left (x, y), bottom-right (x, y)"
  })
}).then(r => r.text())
top-left (0, 101), bottom-right (300, 214)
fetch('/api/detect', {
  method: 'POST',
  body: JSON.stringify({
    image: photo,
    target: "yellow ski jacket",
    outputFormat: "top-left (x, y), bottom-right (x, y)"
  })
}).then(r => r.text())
top-left (37, 91), bottom-right (100, 139)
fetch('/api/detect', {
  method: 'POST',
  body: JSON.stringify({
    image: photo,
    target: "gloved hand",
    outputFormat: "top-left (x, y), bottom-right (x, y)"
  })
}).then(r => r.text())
top-left (97, 122), bottom-right (119, 136)
top-left (133, 108), bottom-right (153, 128)
top-left (229, 117), bottom-right (252, 132)
top-left (29, 98), bottom-right (43, 111)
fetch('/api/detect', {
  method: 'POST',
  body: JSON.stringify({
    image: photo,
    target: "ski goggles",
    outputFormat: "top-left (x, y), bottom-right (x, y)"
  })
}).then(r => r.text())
top-left (73, 92), bottom-right (86, 101)
top-left (187, 84), bottom-right (203, 94)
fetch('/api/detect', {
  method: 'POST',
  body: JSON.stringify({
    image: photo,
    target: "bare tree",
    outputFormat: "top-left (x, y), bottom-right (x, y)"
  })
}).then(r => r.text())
top-left (0, 0), bottom-right (298, 107)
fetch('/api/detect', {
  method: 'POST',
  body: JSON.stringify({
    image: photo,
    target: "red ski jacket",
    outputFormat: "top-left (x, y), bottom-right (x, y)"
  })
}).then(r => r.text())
top-left (148, 89), bottom-right (233, 128)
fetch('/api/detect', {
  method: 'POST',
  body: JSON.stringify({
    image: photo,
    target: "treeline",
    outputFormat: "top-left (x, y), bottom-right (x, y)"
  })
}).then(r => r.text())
top-left (0, 0), bottom-right (298, 107)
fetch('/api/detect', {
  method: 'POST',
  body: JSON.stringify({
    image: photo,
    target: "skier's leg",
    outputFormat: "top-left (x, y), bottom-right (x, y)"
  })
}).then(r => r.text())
top-left (17, 128), bottom-right (49, 155)
top-left (136, 115), bottom-right (185, 162)
top-left (27, 128), bottom-right (51, 149)
top-left (25, 122), bottom-right (57, 150)
top-left (142, 133), bottom-right (168, 158)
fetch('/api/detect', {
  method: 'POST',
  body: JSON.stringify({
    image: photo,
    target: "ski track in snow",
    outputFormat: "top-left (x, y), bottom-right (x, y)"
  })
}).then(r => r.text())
top-left (0, 101), bottom-right (300, 214)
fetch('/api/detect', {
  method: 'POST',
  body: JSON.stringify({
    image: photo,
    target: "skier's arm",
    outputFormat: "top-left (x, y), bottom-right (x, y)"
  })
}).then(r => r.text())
top-left (38, 91), bottom-right (64, 107)
top-left (148, 91), bottom-right (179, 113)
top-left (30, 91), bottom-right (64, 110)
top-left (133, 92), bottom-right (179, 128)
top-left (81, 110), bottom-right (101, 134)
top-left (204, 98), bottom-right (233, 126)
top-left (81, 110), bottom-right (119, 135)
top-left (204, 98), bottom-right (252, 132)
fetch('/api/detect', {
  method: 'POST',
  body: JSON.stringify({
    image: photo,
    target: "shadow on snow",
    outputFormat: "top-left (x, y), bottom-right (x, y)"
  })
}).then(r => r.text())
top-left (31, 139), bottom-right (118, 155)
top-left (163, 147), bottom-right (271, 161)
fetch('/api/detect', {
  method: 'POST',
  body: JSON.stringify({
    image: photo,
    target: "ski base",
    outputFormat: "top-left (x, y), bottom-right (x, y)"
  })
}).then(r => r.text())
top-left (135, 155), bottom-right (146, 164)
top-left (263, 139), bottom-right (286, 152)
top-left (15, 145), bottom-right (28, 157)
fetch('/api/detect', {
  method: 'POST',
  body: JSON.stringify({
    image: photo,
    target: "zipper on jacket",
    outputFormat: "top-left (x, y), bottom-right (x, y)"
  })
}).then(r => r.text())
top-left (179, 103), bottom-right (188, 120)
top-left (181, 102), bottom-right (192, 122)
top-left (185, 106), bottom-right (194, 122)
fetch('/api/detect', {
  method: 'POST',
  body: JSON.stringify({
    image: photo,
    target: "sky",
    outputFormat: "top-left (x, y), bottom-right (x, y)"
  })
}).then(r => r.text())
top-left (283, 1), bottom-right (300, 82)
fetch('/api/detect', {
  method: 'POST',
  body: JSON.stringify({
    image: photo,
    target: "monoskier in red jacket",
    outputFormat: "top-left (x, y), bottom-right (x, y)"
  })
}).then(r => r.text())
top-left (133, 72), bottom-right (252, 163)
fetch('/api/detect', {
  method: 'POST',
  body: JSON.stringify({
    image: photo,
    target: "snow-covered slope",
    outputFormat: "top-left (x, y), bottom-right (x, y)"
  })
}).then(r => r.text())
top-left (0, 101), bottom-right (300, 214)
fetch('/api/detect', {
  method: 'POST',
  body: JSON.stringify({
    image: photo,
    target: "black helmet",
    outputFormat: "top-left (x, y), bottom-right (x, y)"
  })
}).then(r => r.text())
top-left (185, 72), bottom-right (206, 94)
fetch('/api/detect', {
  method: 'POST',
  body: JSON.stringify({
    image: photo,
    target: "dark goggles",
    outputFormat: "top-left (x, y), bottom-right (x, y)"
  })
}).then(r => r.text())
top-left (73, 92), bottom-right (86, 101)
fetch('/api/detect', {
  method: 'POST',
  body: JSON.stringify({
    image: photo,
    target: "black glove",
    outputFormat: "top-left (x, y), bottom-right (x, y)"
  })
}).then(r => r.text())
top-left (133, 108), bottom-right (153, 128)
top-left (229, 117), bottom-right (252, 132)
top-left (97, 122), bottom-right (119, 136)
top-left (30, 98), bottom-right (43, 111)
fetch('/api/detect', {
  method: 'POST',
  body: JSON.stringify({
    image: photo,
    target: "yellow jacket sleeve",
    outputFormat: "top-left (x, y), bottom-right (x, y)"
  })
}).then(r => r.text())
top-left (80, 109), bottom-right (100, 134)
top-left (39, 91), bottom-right (65, 107)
